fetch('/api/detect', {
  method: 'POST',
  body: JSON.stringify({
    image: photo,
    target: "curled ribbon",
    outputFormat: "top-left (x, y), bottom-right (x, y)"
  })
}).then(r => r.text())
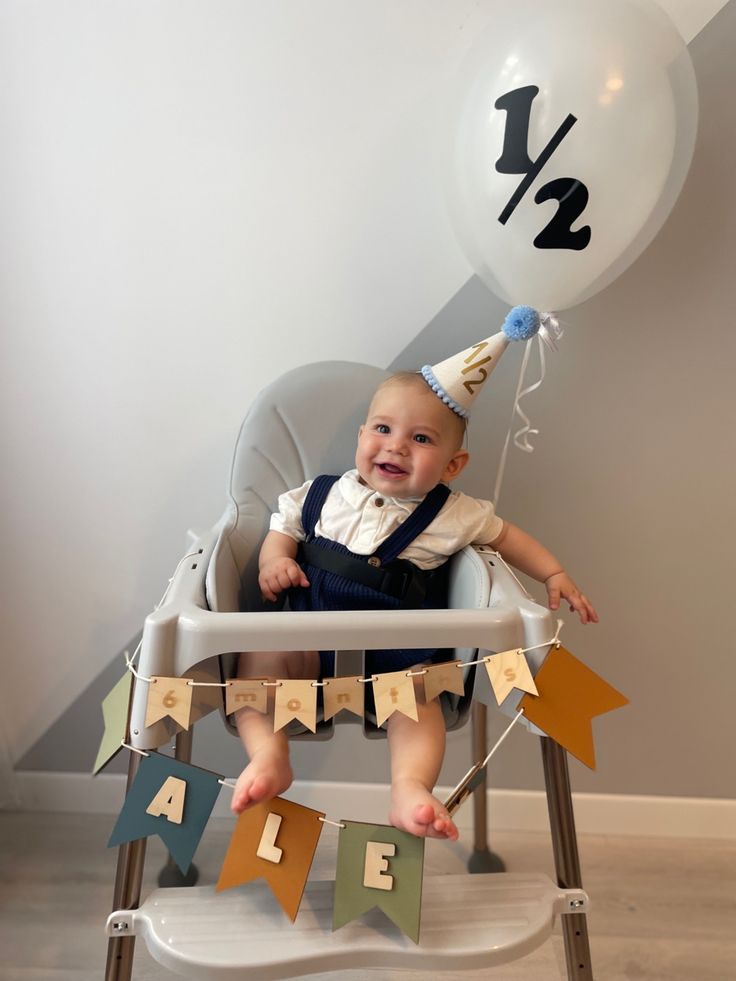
top-left (493, 313), bottom-right (562, 508)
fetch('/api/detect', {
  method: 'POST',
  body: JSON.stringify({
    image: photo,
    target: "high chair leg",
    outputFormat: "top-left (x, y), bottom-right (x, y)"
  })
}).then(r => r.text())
top-left (105, 751), bottom-right (147, 981)
top-left (541, 738), bottom-right (594, 981)
top-left (468, 701), bottom-right (505, 873)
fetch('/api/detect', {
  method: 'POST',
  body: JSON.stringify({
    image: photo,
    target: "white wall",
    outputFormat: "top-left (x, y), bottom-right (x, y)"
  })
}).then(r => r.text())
top-left (0, 1), bottom-right (726, 769)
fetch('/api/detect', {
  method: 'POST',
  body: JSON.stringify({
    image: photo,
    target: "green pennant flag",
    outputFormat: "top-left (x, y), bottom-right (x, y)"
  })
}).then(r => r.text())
top-left (107, 752), bottom-right (222, 873)
top-left (92, 671), bottom-right (133, 775)
top-left (332, 821), bottom-right (425, 944)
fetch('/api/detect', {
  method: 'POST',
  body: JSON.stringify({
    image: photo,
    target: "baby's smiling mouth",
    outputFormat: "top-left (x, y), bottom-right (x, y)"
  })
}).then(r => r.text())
top-left (376, 462), bottom-right (408, 477)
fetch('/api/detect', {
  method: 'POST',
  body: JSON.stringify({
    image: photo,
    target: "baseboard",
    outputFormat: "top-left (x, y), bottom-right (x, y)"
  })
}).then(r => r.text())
top-left (11, 770), bottom-right (735, 840)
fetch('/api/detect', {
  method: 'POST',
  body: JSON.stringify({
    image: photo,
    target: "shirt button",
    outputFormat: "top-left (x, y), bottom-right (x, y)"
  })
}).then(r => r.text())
top-left (375, 498), bottom-right (384, 507)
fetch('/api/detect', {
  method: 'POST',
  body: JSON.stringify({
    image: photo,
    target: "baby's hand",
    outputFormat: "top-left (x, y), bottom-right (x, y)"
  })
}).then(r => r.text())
top-left (545, 572), bottom-right (599, 625)
top-left (258, 557), bottom-right (310, 603)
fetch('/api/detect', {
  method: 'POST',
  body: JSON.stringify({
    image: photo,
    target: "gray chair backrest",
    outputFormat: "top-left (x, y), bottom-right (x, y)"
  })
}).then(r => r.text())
top-left (207, 360), bottom-right (389, 613)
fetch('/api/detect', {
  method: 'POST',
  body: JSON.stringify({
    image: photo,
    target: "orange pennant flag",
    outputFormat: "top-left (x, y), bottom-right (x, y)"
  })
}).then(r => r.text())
top-left (144, 677), bottom-right (194, 730)
top-left (483, 649), bottom-right (538, 705)
top-left (423, 661), bottom-right (466, 702)
top-left (323, 676), bottom-right (365, 721)
top-left (216, 797), bottom-right (325, 921)
top-left (273, 680), bottom-right (317, 733)
top-left (372, 669), bottom-right (418, 727)
top-left (519, 646), bottom-right (629, 769)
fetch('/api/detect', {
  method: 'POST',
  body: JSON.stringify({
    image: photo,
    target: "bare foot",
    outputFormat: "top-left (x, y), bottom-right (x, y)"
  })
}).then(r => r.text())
top-left (389, 778), bottom-right (459, 840)
top-left (231, 748), bottom-right (293, 815)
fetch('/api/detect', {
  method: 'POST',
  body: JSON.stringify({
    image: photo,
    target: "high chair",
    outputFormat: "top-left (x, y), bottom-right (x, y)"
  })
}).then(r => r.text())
top-left (104, 360), bottom-right (593, 980)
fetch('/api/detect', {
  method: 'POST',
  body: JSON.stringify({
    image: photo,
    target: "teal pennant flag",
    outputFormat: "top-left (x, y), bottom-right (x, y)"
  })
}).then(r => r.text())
top-left (332, 821), bottom-right (425, 944)
top-left (107, 751), bottom-right (223, 873)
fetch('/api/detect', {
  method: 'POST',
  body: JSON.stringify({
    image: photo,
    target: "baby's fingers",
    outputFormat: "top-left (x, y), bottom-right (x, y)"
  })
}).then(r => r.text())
top-left (285, 564), bottom-right (310, 589)
top-left (567, 591), bottom-right (598, 625)
top-left (546, 583), bottom-right (561, 611)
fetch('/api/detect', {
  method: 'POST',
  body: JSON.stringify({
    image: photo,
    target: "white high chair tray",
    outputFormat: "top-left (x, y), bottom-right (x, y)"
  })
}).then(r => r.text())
top-left (107, 872), bottom-right (586, 979)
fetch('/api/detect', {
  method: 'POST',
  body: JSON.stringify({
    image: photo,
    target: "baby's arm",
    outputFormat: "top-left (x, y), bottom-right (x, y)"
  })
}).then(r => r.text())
top-left (489, 522), bottom-right (598, 624)
top-left (258, 531), bottom-right (310, 603)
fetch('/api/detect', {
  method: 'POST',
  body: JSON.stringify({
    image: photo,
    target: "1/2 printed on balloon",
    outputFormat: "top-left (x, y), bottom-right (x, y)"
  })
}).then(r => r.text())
top-left (495, 85), bottom-right (591, 252)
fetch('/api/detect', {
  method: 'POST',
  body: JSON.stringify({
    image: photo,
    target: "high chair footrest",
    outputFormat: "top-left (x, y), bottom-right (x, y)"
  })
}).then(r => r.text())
top-left (107, 872), bottom-right (585, 979)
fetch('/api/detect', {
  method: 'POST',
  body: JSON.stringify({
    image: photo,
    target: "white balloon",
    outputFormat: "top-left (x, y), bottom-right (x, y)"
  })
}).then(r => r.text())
top-left (444, 0), bottom-right (698, 311)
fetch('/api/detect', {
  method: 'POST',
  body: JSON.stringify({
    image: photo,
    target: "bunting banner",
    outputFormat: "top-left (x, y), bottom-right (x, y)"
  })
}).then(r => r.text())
top-left (274, 679), bottom-right (318, 733)
top-left (103, 636), bottom-right (629, 935)
top-left (333, 821), bottom-right (425, 943)
top-left (216, 797), bottom-right (325, 921)
top-left (372, 669), bottom-right (418, 727)
top-left (107, 752), bottom-right (223, 873)
top-left (144, 676), bottom-right (194, 730)
top-left (483, 649), bottom-right (538, 705)
top-left (519, 645), bottom-right (629, 769)
top-left (323, 675), bottom-right (365, 721)
top-left (422, 660), bottom-right (465, 703)
top-left (92, 670), bottom-right (133, 775)
top-left (225, 679), bottom-right (268, 716)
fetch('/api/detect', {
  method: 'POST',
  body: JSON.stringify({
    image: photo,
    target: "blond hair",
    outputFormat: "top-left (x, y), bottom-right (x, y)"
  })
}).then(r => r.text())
top-left (372, 372), bottom-right (468, 449)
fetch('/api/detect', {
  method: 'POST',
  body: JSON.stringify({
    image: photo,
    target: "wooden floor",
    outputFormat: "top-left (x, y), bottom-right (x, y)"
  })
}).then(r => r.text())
top-left (0, 810), bottom-right (734, 980)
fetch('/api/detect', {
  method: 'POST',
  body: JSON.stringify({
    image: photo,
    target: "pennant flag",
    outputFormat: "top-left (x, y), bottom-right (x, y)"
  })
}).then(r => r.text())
top-left (216, 797), bottom-right (325, 921)
top-left (226, 679), bottom-right (268, 716)
top-left (423, 660), bottom-right (466, 703)
top-left (92, 670), bottom-right (133, 775)
top-left (333, 821), bottom-right (425, 944)
top-left (144, 677), bottom-right (194, 730)
top-left (323, 675), bottom-right (365, 721)
top-left (372, 669), bottom-right (418, 727)
top-left (484, 649), bottom-right (538, 705)
top-left (273, 680), bottom-right (318, 733)
top-left (107, 752), bottom-right (222, 873)
top-left (519, 645), bottom-right (629, 769)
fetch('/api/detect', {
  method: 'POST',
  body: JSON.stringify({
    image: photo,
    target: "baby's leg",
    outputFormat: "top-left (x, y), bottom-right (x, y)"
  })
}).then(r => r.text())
top-left (387, 672), bottom-right (458, 840)
top-left (232, 650), bottom-right (319, 814)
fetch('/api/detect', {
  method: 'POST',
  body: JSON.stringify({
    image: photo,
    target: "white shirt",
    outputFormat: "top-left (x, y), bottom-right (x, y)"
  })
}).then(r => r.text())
top-left (270, 469), bottom-right (504, 570)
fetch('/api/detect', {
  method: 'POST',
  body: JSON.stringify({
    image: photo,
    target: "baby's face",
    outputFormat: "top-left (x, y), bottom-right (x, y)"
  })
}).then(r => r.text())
top-left (355, 382), bottom-right (468, 499)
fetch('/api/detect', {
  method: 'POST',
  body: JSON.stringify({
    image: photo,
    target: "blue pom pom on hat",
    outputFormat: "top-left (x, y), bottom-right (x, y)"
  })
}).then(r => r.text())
top-left (502, 305), bottom-right (541, 341)
top-left (421, 305), bottom-right (541, 418)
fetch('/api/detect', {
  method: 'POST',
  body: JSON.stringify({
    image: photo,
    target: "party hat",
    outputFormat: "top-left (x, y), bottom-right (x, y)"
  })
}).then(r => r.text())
top-left (421, 305), bottom-right (541, 417)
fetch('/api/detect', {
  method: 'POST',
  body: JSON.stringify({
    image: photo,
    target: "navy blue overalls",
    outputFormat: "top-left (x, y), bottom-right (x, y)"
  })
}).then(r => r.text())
top-left (288, 475), bottom-right (452, 677)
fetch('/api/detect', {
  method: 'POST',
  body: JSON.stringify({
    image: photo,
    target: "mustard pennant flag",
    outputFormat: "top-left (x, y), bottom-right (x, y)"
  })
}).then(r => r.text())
top-left (216, 797), bottom-right (325, 921)
top-left (484, 649), bottom-right (538, 705)
top-left (372, 669), bottom-right (418, 727)
top-left (274, 680), bottom-right (317, 733)
top-left (333, 821), bottom-right (425, 944)
top-left (323, 675), bottom-right (365, 722)
top-left (423, 660), bottom-right (466, 703)
top-left (92, 670), bottom-right (133, 775)
top-left (107, 752), bottom-right (223, 873)
top-left (226, 679), bottom-right (268, 716)
top-left (144, 677), bottom-right (194, 730)
top-left (519, 645), bottom-right (629, 769)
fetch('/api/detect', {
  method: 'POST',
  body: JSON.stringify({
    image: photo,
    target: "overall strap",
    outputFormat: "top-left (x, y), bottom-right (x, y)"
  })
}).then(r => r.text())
top-left (301, 474), bottom-right (340, 539)
top-left (374, 483), bottom-right (451, 564)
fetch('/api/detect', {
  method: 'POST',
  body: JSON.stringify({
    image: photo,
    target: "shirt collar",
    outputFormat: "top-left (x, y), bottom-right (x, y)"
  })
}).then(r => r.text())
top-left (340, 469), bottom-right (422, 511)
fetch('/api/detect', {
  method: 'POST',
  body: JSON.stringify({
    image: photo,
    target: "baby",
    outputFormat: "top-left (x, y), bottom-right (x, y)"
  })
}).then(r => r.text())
top-left (232, 371), bottom-right (597, 839)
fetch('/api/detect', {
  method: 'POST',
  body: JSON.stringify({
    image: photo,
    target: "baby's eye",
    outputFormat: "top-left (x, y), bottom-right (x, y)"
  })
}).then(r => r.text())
top-left (375, 424), bottom-right (390, 434)
top-left (414, 433), bottom-right (431, 444)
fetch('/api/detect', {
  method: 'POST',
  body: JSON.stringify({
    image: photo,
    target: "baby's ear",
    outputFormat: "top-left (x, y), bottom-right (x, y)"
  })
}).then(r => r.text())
top-left (444, 450), bottom-right (469, 482)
